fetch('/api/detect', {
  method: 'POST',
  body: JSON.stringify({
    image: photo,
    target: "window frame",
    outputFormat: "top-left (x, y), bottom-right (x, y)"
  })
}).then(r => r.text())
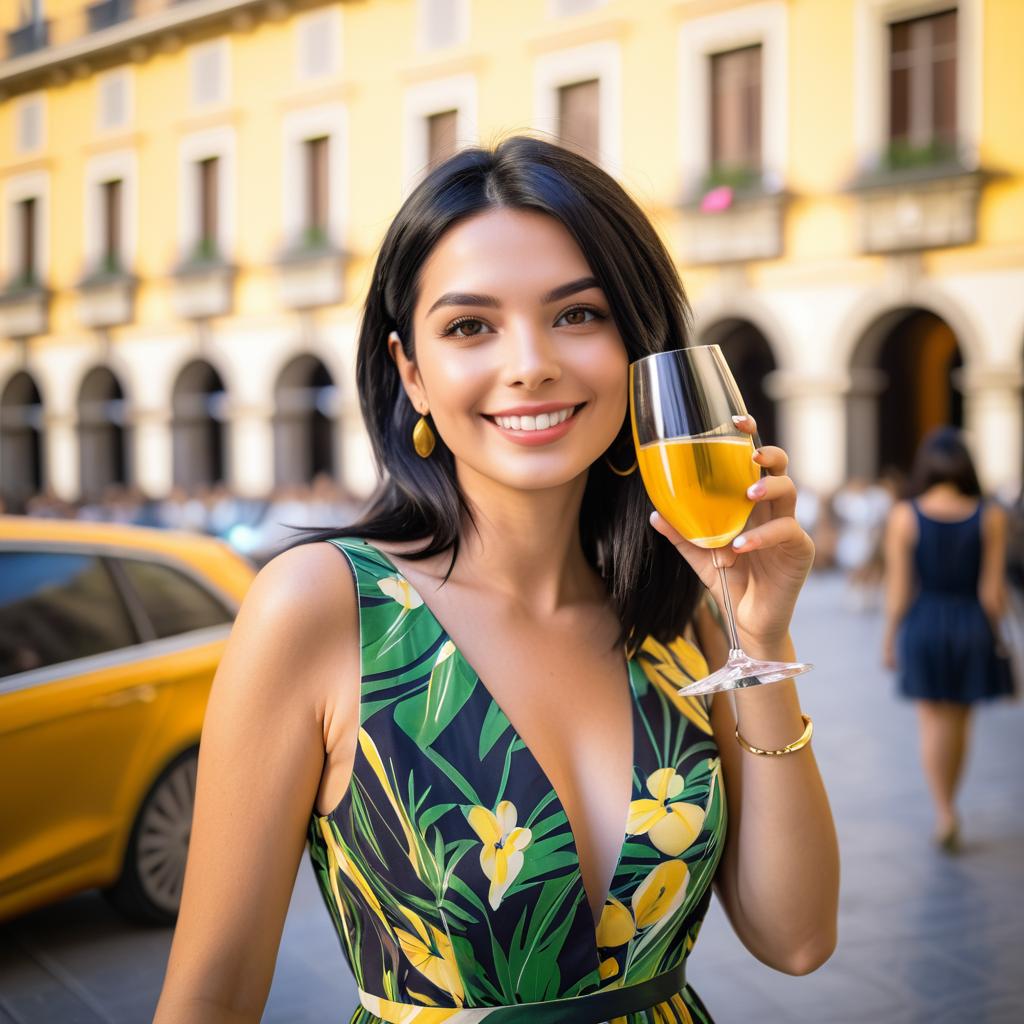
top-left (677, 1), bottom-right (787, 200)
top-left (0, 540), bottom-right (240, 696)
top-left (853, 0), bottom-right (981, 172)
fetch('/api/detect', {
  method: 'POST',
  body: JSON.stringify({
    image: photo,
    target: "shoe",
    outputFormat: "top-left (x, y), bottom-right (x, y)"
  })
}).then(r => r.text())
top-left (934, 821), bottom-right (960, 853)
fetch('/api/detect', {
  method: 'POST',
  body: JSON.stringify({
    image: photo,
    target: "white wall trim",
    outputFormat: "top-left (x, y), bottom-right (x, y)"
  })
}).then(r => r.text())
top-left (13, 91), bottom-right (46, 154)
top-left (280, 103), bottom-right (350, 249)
top-left (677, 1), bottom-right (788, 197)
top-left (177, 126), bottom-right (238, 263)
top-left (416, 0), bottom-right (471, 52)
top-left (401, 73), bottom-right (479, 198)
top-left (295, 4), bottom-right (343, 82)
top-left (83, 149), bottom-right (139, 274)
top-left (188, 36), bottom-right (231, 109)
top-left (95, 66), bottom-right (134, 132)
top-left (853, 0), bottom-right (982, 172)
top-left (533, 39), bottom-right (622, 177)
top-left (3, 171), bottom-right (50, 286)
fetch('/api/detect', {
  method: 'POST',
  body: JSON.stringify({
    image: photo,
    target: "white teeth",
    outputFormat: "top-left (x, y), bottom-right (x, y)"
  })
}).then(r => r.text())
top-left (494, 406), bottom-right (575, 431)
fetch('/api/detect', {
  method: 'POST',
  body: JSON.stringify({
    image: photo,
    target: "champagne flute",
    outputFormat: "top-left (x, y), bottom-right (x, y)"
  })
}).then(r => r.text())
top-left (629, 345), bottom-right (813, 696)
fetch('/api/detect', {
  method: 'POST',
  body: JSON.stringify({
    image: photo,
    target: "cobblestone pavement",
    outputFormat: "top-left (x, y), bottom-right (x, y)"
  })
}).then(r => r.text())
top-left (1, 570), bottom-right (1021, 1023)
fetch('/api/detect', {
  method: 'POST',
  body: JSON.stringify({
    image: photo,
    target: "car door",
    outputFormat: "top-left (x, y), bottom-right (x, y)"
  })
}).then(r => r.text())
top-left (0, 546), bottom-right (162, 905)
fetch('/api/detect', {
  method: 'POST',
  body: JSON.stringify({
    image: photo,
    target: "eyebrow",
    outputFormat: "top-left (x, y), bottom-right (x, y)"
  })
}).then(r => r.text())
top-left (425, 276), bottom-right (601, 316)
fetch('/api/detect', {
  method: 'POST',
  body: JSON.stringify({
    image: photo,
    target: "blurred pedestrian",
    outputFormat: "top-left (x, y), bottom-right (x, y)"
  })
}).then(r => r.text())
top-left (832, 476), bottom-right (893, 611)
top-left (882, 427), bottom-right (1015, 851)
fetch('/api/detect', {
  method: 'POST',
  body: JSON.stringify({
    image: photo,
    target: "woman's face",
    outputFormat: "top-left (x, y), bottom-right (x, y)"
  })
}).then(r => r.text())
top-left (390, 207), bottom-right (629, 491)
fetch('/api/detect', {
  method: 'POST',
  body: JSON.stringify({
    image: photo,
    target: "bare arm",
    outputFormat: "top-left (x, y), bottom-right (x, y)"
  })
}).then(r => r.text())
top-left (153, 543), bottom-right (357, 1023)
top-left (978, 500), bottom-right (1009, 622)
top-left (693, 600), bottom-right (838, 976)
top-left (882, 501), bottom-right (916, 669)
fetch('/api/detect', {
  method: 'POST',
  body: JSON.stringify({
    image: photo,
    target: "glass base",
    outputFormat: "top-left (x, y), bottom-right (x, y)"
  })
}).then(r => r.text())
top-left (677, 648), bottom-right (813, 697)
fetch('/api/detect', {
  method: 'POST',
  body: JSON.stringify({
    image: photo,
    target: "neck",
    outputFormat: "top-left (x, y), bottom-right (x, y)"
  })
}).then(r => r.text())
top-left (450, 460), bottom-right (602, 615)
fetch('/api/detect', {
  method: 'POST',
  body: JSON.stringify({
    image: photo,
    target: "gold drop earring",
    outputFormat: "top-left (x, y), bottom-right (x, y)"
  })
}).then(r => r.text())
top-left (412, 405), bottom-right (436, 458)
top-left (604, 453), bottom-right (637, 476)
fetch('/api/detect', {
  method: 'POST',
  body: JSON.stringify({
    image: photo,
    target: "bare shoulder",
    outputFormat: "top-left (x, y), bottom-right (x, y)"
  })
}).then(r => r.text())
top-left (218, 540), bottom-right (358, 716)
top-left (887, 499), bottom-right (916, 539)
top-left (982, 499), bottom-right (1008, 532)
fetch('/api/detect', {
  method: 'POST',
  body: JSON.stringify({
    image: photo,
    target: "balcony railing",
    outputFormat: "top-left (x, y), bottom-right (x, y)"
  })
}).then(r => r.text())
top-left (87, 0), bottom-right (136, 33)
top-left (7, 19), bottom-right (49, 58)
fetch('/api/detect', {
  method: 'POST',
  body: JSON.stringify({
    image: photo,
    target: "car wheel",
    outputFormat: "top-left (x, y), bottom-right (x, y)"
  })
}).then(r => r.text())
top-left (103, 746), bottom-right (197, 926)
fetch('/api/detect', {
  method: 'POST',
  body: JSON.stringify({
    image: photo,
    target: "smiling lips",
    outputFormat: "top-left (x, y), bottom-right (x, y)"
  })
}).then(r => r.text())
top-left (482, 402), bottom-right (586, 445)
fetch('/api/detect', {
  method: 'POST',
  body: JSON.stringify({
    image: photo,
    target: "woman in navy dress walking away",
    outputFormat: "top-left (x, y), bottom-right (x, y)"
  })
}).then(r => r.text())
top-left (882, 427), bottom-right (1015, 851)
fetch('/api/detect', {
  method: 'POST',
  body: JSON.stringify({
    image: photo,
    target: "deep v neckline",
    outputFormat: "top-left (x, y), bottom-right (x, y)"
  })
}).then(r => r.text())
top-left (362, 539), bottom-right (640, 938)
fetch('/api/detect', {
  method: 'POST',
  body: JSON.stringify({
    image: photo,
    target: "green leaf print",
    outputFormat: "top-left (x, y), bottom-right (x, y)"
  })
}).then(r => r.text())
top-left (479, 699), bottom-right (511, 760)
top-left (393, 642), bottom-right (478, 747)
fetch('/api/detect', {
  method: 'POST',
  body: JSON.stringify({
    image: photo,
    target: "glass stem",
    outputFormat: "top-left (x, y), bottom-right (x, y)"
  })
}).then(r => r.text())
top-left (711, 546), bottom-right (742, 655)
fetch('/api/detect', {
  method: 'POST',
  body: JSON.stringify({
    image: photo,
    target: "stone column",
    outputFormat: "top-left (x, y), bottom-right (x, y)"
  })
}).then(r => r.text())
top-left (228, 402), bottom-right (275, 498)
top-left (763, 370), bottom-right (849, 495)
top-left (132, 407), bottom-right (173, 498)
top-left (43, 410), bottom-right (78, 503)
top-left (958, 363), bottom-right (1024, 499)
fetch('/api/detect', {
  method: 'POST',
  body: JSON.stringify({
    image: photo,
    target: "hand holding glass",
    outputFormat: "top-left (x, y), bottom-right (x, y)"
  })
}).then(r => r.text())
top-left (629, 345), bottom-right (813, 696)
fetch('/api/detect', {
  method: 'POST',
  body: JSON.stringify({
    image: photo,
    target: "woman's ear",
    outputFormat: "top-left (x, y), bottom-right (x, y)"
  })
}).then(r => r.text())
top-left (388, 330), bottom-right (427, 413)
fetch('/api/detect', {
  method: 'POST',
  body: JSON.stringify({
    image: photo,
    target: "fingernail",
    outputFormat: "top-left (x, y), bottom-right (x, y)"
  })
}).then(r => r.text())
top-left (752, 448), bottom-right (762, 462)
top-left (732, 534), bottom-right (747, 549)
top-left (747, 481), bottom-right (765, 498)
top-left (649, 510), bottom-right (658, 525)
top-left (731, 414), bottom-right (749, 425)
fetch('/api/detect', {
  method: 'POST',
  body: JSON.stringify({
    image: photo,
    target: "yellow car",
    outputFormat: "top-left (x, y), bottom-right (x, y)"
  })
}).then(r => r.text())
top-left (0, 515), bottom-right (257, 925)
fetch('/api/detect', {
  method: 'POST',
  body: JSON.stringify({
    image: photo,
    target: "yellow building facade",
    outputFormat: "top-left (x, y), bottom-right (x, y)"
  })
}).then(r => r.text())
top-left (1, 0), bottom-right (1021, 512)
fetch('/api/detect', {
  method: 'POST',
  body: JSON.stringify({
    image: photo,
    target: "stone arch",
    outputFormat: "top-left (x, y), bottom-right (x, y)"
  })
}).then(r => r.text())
top-left (171, 360), bottom-right (229, 493)
top-left (846, 305), bottom-right (965, 481)
top-left (77, 365), bottom-right (130, 502)
top-left (0, 371), bottom-right (45, 514)
top-left (272, 354), bottom-right (339, 488)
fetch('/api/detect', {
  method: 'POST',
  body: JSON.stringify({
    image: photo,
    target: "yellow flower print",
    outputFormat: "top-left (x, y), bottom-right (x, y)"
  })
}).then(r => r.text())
top-left (632, 859), bottom-right (689, 929)
top-left (393, 905), bottom-right (465, 1005)
top-left (466, 800), bottom-right (532, 910)
top-left (639, 635), bottom-right (713, 736)
top-left (377, 574), bottom-right (424, 610)
top-left (598, 956), bottom-right (620, 980)
top-left (626, 767), bottom-right (706, 856)
top-left (653, 992), bottom-right (694, 1024)
top-left (595, 895), bottom-right (636, 948)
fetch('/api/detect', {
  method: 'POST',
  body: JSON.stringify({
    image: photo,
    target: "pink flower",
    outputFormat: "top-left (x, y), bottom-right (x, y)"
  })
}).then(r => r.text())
top-left (700, 185), bottom-right (734, 213)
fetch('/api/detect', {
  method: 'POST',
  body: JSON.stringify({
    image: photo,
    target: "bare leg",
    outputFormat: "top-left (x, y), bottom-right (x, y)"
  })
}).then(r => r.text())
top-left (915, 700), bottom-right (972, 845)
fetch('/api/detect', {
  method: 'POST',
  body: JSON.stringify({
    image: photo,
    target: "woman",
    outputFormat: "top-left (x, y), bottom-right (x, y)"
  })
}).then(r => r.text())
top-left (882, 426), bottom-right (1014, 851)
top-left (153, 136), bottom-right (838, 1024)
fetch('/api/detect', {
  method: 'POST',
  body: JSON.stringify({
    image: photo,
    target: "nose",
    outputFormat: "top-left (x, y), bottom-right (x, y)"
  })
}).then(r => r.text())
top-left (499, 320), bottom-right (562, 390)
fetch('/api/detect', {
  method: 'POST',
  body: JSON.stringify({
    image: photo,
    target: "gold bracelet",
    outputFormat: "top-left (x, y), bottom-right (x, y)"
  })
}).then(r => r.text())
top-left (735, 713), bottom-right (813, 756)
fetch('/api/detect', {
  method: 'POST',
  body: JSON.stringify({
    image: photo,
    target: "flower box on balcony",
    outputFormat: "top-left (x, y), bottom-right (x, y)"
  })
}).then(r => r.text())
top-left (75, 262), bottom-right (136, 328)
top-left (0, 276), bottom-right (49, 338)
top-left (274, 227), bottom-right (348, 309)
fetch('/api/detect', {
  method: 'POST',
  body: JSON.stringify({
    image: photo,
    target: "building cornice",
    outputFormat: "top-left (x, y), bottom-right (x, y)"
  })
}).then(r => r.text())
top-left (0, 0), bottom-right (329, 98)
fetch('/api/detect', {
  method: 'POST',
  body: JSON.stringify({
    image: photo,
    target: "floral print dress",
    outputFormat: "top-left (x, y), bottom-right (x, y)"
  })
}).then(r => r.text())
top-left (307, 538), bottom-right (727, 1023)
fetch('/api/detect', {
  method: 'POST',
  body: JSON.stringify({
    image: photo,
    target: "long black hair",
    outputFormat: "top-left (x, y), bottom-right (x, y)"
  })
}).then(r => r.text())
top-left (282, 134), bottom-right (702, 657)
top-left (906, 425), bottom-right (982, 498)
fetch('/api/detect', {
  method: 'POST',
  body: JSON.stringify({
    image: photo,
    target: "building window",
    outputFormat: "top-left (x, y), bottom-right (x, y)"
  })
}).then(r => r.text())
top-left (418, 0), bottom-right (469, 51)
top-left (888, 8), bottom-right (957, 156)
top-left (98, 69), bottom-right (129, 131)
top-left (197, 157), bottom-right (219, 258)
top-left (426, 109), bottom-right (458, 170)
top-left (17, 196), bottom-right (37, 287)
top-left (305, 136), bottom-right (330, 245)
top-left (15, 95), bottom-right (44, 153)
top-left (190, 39), bottom-right (227, 108)
top-left (101, 179), bottom-right (123, 273)
top-left (296, 7), bottom-right (340, 81)
top-left (709, 45), bottom-right (762, 184)
top-left (558, 78), bottom-right (600, 162)
top-left (550, 0), bottom-right (606, 15)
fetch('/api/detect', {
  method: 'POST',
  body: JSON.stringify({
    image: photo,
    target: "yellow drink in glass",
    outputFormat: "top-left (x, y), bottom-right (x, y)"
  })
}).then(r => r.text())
top-left (635, 435), bottom-right (759, 548)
